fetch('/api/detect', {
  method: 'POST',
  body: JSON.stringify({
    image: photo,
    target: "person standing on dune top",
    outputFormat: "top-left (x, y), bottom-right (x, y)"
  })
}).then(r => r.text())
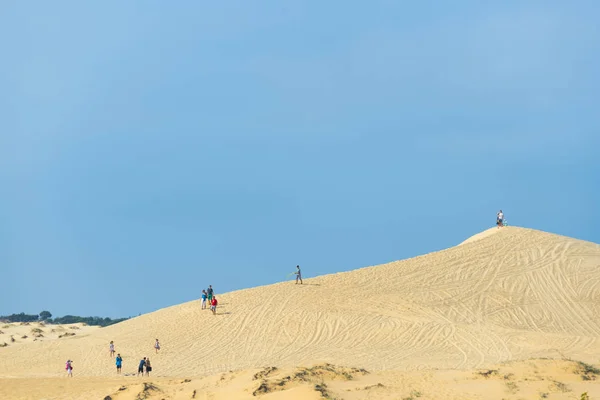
top-left (295, 265), bottom-right (303, 285)
top-left (201, 289), bottom-right (208, 310)
top-left (497, 210), bottom-right (504, 228)
top-left (207, 285), bottom-right (214, 304)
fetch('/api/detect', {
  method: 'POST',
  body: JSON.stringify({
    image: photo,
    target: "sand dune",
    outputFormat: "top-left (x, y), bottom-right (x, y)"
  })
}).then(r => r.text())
top-left (1, 226), bottom-right (599, 398)
top-left (0, 322), bottom-right (98, 349)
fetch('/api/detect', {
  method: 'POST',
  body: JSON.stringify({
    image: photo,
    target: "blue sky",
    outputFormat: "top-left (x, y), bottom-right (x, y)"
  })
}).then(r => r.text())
top-left (1, 1), bottom-right (598, 318)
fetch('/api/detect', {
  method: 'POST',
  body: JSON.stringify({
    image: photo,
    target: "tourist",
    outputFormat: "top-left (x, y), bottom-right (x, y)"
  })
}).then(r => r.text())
top-left (497, 210), bottom-right (504, 228)
top-left (295, 265), bottom-right (303, 285)
top-left (145, 357), bottom-right (152, 376)
top-left (116, 353), bottom-right (122, 374)
top-left (65, 360), bottom-right (73, 377)
top-left (201, 289), bottom-right (207, 310)
top-left (210, 296), bottom-right (218, 315)
top-left (207, 285), bottom-right (214, 305)
top-left (138, 357), bottom-right (146, 376)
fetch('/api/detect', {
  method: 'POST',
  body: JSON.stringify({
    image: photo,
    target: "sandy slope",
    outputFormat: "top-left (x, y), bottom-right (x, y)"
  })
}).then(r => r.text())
top-left (0, 322), bottom-right (98, 350)
top-left (1, 226), bottom-right (599, 399)
top-left (1, 359), bottom-right (599, 399)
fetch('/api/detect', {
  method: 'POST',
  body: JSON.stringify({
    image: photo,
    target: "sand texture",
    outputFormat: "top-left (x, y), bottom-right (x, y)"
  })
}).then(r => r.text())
top-left (1, 226), bottom-right (599, 399)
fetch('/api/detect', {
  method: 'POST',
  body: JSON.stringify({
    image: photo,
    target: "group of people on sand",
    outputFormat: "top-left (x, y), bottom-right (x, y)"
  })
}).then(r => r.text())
top-left (201, 285), bottom-right (218, 315)
top-left (112, 339), bottom-right (160, 376)
top-left (66, 339), bottom-right (161, 377)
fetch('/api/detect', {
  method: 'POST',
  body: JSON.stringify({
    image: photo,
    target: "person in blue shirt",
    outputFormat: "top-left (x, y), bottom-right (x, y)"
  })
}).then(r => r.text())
top-left (138, 357), bottom-right (146, 376)
top-left (201, 290), bottom-right (208, 309)
top-left (116, 354), bottom-right (122, 374)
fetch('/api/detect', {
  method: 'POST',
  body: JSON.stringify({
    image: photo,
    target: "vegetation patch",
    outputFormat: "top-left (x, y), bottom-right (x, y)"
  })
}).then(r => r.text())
top-left (476, 369), bottom-right (499, 378)
top-left (505, 381), bottom-right (519, 394)
top-left (314, 382), bottom-right (336, 399)
top-left (0, 312), bottom-right (128, 327)
top-left (58, 332), bottom-right (76, 338)
top-left (363, 383), bottom-right (385, 390)
top-left (253, 366), bottom-right (278, 380)
top-left (0, 342), bottom-right (7, 347)
top-left (549, 380), bottom-right (571, 393)
top-left (402, 390), bottom-right (423, 400)
top-left (574, 361), bottom-right (600, 381)
top-left (252, 364), bottom-right (365, 397)
top-left (136, 382), bottom-right (161, 400)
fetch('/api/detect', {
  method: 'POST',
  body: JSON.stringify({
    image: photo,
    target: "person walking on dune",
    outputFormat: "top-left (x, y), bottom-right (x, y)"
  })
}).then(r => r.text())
top-left (201, 289), bottom-right (208, 310)
top-left (145, 357), bottom-right (152, 376)
top-left (210, 296), bottom-right (218, 315)
top-left (207, 285), bottom-right (214, 305)
top-left (109, 341), bottom-right (115, 357)
top-left (65, 360), bottom-right (73, 377)
top-left (116, 354), bottom-right (122, 374)
top-left (154, 339), bottom-right (160, 354)
top-left (295, 265), bottom-right (303, 285)
top-left (497, 210), bottom-right (504, 228)
top-left (137, 357), bottom-right (146, 377)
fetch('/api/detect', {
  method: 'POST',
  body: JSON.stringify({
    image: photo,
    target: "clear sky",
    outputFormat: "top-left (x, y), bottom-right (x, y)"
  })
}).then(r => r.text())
top-left (1, 1), bottom-right (598, 318)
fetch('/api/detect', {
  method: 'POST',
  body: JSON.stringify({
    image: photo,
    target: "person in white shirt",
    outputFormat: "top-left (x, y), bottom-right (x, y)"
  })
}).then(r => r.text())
top-left (497, 210), bottom-right (504, 228)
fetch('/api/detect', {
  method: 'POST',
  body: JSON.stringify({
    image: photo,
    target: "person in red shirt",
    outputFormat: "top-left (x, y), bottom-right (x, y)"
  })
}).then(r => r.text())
top-left (210, 297), bottom-right (218, 315)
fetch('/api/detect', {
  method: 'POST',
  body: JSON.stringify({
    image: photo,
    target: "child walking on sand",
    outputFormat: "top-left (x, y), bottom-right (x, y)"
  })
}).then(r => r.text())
top-left (295, 265), bottom-right (303, 285)
top-left (109, 341), bottom-right (115, 357)
top-left (210, 296), bottom-right (218, 315)
top-left (201, 290), bottom-right (207, 309)
top-left (154, 339), bottom-right (160, 353)
top-left (65, 360), bottom-right (73, 377)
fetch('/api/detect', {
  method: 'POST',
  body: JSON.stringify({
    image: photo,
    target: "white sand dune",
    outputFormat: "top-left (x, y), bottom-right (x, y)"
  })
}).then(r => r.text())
top-left (1, 226), bottom-right (599, 398)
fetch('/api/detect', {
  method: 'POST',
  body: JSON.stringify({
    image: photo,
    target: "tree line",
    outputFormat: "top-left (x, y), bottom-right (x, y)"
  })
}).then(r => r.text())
top-left (0, 311), bottom-right (128, 327)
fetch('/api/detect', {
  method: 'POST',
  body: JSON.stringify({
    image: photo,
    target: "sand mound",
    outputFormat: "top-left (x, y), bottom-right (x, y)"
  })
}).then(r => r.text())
top-left (0, 323), bottom-right (97, 349)
top-left (1, 226), bottom-right (600, 385)
top-left (2, 359), bottom-right (600, 399)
